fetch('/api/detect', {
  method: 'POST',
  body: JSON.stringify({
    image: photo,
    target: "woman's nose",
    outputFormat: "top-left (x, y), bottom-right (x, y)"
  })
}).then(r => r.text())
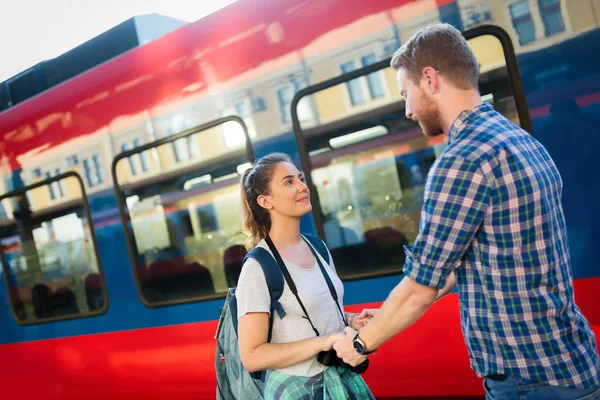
top-left (297, 179), bottom-right (308, 191)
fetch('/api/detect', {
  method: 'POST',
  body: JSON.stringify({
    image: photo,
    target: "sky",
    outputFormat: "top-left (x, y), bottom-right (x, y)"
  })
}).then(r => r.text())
top-left (0, 0), bottom-right (239, 82)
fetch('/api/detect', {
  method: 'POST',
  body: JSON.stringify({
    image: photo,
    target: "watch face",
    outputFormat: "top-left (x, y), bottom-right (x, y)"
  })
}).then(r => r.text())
top-left (353, 338), bottom-right (365, 354)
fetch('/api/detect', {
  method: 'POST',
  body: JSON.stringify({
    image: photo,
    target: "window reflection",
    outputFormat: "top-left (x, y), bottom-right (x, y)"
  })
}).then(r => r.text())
top-left (114, 120), bottom-right (252, 305)
top-left (0, 175), bottom-right (106, 323)
top-left (297, 35), bottom-right (519, 279)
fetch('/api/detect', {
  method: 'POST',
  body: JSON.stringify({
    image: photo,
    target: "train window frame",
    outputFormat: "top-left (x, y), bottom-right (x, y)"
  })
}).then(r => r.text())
top-left (111, 115), bottom-right (254, 308)
top-left (0, 171), bottom-right (109, 325)
top-left (291, 25), bottom-right (532, 282)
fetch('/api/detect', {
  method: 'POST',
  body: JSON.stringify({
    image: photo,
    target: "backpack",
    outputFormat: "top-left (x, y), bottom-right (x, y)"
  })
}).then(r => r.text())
top-left (215, 234), bottom-right (330, 400)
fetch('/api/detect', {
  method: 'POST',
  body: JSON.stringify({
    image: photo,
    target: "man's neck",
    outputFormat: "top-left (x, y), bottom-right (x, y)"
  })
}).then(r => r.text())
top-left (440, 90), bottom-right (483, 134)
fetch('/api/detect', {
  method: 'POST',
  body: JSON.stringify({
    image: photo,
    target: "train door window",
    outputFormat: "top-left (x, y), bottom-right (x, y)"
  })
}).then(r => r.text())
top-left (292, 27), bottom-right (530, 280)
top-left (113, 116), bottom-right (254, 306)
top-left (0, 172), bottom-right (107, 324)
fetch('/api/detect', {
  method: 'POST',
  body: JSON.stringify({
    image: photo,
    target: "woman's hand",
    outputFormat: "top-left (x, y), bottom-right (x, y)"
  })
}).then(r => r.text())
top-left (322, 332), bottom-right (344, 351)
top-left (351, 308), bottom-right (380, 329)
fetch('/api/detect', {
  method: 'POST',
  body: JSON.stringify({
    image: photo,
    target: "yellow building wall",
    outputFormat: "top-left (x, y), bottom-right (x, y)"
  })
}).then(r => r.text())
top-left (29, 186), bottom-right (50, 210)
top-left (196, 127), bottom-right (225, 160)
top-left (312, 85), bottom-right (347, 126)
top-left (384, 68), bottom-right (401, 98)
top-left (65, 176), bottom-right (82, 199)
top-left (566, 0), bottom-right (600, 33)
top-left (468, 35), bottom-right (507, 73)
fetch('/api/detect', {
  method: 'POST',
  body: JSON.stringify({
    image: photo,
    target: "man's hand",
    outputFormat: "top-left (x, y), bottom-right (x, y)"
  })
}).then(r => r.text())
top-left (332, 327), bottom-right (368, 367)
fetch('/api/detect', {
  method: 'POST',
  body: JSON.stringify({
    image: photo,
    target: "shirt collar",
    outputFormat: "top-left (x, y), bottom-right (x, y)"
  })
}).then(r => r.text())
top-left (447, 102), bottom-right (494, 144)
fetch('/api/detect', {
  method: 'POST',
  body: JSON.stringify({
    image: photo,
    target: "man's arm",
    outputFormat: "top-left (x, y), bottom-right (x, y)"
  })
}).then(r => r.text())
top-left (353, 271), bottom-right (456, 333)
top-left (334, 156), bottom-right (489, 365)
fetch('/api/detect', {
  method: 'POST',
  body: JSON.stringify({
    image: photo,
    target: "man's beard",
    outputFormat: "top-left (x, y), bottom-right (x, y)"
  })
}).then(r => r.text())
top-left (416, 94), bottom-right (444, 137)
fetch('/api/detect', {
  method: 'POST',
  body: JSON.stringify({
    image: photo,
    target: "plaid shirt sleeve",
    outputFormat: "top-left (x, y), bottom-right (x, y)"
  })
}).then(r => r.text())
top-left (403, 155), bottom-right (491, 289)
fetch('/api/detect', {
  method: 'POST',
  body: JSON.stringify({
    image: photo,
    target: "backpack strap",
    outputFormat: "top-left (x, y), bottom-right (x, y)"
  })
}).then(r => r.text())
top-left (302, 233), bottom-right (331, 265)
top-left (243, 247), bottom-right (286, 341)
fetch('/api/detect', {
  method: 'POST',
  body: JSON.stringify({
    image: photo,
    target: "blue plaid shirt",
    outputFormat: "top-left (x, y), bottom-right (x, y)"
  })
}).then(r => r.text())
top-left (403, 103), bottom-right (600, 389)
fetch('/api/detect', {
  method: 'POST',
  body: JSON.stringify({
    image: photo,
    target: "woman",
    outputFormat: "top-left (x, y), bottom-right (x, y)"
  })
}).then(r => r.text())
top-left (236, 153), bottom-right (374, 399)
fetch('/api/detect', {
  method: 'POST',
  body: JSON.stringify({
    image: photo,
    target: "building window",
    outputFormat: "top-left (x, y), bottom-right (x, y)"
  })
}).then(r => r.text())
top-left (171, 135), bottom-right (199, 163)
top-left (46, 169), bottom-right (66, 200)
top-left (510, 0), bottom-right (536, 45)
top-left (461, 1), bottom-right (492, 29)
top-left (361, 54), bottom-right (385, 99)
top-left (341, 53), bottom-right (386, 106)
top-left (222, 99), bottom-right (259, 147)
top-left (538, 0), bottom-right (564, 36)
top-left (341, 61), bottom-right (365, 105)
top-left (122, 143), bottom-right (139, 176)
top-left (276, 84), bottom-right (313, 126)
top-left (251, 97), bottom-right (267, 113)
top-left (133, 138), bottom-right (151, 173)
top-left (92, 155), bottom-right (103, 184)
top-left (167, 115), bottom-right (199, 163)
top-left (83, 154), bottom-right (103, 188)
top-left (122, 140), bottom-right (151, 176)
top-left (235, 102), bottom-right (249, 118)
top-left (65, 155), bottom-right (79, 166)
top-left (277, 86), bottom-right (293, 124)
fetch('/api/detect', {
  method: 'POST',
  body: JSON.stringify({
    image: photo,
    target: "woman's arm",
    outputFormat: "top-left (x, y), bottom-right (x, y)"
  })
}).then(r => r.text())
top-left (238, 312), bottom-right (342, 372)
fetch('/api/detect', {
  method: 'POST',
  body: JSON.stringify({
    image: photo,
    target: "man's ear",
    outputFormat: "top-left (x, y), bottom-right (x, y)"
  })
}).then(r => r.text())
top-left (422, 66), bottom-right (440, 95)
top-left (257, 194), bottom-right (273, 210)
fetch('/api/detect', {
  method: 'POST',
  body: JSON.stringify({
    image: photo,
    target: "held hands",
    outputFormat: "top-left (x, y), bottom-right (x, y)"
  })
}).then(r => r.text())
top-left (322, 332), bottom-right (345, 351)
top-left (332, 327), bottom-right (368, 367)
top-left (324, 308), bottom-right (381, 364)
top-left (349, 308), bottom-right (380, 330)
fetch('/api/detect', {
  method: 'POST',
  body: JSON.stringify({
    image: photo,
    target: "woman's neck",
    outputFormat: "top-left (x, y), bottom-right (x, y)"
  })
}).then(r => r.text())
top-left (268, 215), bottom-right (302, 249)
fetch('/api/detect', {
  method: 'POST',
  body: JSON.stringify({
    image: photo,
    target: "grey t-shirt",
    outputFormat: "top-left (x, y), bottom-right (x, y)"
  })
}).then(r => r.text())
top-left (236, 238), bottom-right (346, 377)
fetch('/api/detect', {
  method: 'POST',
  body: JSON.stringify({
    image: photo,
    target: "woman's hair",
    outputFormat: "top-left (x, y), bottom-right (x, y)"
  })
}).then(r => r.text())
top-left (240, 152), bottom-right (292, 249)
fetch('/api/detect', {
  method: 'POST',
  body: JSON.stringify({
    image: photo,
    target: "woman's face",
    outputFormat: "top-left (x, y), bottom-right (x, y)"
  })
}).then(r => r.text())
top-left (258, 162), bottom-right (312, 218)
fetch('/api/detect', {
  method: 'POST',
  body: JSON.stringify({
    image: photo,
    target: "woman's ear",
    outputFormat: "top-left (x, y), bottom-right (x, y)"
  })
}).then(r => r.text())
top-left (257, 194), bottom-right (273, 210)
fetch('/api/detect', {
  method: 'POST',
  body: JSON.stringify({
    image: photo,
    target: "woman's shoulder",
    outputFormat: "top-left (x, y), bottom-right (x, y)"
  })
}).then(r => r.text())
top-left (238, 252), bottom-right (267, 288)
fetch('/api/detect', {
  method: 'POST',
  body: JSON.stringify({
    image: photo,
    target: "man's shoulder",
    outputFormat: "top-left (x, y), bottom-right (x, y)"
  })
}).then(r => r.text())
top-left (452, 115), bottom-right (523, 161)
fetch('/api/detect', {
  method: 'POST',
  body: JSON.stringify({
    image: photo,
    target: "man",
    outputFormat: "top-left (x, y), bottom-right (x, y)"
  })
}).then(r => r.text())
top-left (333, 23), bottom-right (600, 399)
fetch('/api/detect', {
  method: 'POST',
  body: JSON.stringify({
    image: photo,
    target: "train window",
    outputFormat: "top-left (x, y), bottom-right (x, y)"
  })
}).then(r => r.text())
top-left (113, 116), bottom-right (254, 306)
top-left (0, 172), bottom-right (107, 324)
top-left (292, 27), bottom-right (530, 280)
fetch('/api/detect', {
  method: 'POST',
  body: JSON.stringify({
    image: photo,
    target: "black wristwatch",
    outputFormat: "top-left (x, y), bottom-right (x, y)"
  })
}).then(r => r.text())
top-left (353, 333), bottom-right (374, 355)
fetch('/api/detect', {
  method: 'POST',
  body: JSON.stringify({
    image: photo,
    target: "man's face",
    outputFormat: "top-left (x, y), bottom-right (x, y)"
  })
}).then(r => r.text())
top-left (397, 68), bottom-right (444, 137)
